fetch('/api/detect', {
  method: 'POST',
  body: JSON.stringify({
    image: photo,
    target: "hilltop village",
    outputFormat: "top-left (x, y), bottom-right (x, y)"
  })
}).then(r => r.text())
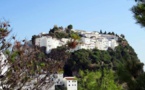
top-left (0, 25), bottom-right (121, 90)
top-left (23, 25), bottom-right (120, 90)
top-left (32, 25), bottom-right (119, 54)
top-left (1, 24), bottom-right (143, 90)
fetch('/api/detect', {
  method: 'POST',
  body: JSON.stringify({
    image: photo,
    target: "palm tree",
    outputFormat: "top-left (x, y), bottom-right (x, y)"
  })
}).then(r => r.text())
top-left (68, 33), bottom-right (80, 49)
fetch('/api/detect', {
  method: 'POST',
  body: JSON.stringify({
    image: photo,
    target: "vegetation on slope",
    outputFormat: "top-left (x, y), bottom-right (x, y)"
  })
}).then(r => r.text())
top-left (30, 24), bottom-right (145, 90)
top-left (48, 33), bottom-right (144, 90)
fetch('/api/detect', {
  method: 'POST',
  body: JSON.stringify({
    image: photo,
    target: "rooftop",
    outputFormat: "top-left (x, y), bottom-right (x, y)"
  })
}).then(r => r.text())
top-left (64, 77), bottom-right (77, 80)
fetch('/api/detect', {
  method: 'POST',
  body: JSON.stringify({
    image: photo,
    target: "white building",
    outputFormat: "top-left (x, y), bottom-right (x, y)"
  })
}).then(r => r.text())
top-left (35, 36), bottom-right (62, 53)
top-left (45, 74), bottom-right (77, 90)
top-left (0, 52), bottom-right (9, 90)
top-left (0, 51), bottom-right (8, 75)
top-left (20, 73), bottom-right (77, 90)
top-left (34, 30), bottom-right (119, 54)
top-left (63, 77), bottom-right (77, 90)
top-left (70, 34), bottom-right (118, 51)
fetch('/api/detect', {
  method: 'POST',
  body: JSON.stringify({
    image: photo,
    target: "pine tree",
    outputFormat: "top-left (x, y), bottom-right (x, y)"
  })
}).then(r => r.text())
top-left (132, 1), bottom-right (145, 27)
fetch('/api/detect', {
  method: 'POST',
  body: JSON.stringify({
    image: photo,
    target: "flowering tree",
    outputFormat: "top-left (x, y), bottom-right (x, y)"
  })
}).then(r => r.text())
top-left (0, 21), bottom-right (62, 90)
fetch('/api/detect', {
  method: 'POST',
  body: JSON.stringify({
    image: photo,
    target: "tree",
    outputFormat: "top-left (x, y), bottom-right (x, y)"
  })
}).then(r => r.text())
top-left (135, 0), bottom-right (145, 3)
top-left (100, 30), bottom-right (102, 34)
top-left (0, 21), bottom-right (62, 90)
top-left (48, 46), bottom-right (70, 62)
top-left (111, 32), bottom-right (115, 35)
top-left (78, 70), bottom-right (101, 90)
top-left (67, 49), bottom-right (91, 70)
top-left (66, 24), bottom-right (73, 34)
top-left (132, 1), bottom-right (145, 27)
top-left (120, 34), bottom-right (125, 39)
top-left (67, 24), bottom-right (73, 30)
top-left (78, 69), bottom-right (122, 90)
top-left (49, 25), bottom-right (59, 34)
top-left (104, 31), bottom-right (107, 34)
top-left (135, 72), bottom-right (145, 90)
top-left (67, 33), bottom-right (80, 49)
top-left (115, 44), bottom-right (144, 90)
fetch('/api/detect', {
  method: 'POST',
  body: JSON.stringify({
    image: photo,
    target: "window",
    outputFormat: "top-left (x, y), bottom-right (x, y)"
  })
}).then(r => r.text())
top-left (72, 80), bottom-right (76, 82)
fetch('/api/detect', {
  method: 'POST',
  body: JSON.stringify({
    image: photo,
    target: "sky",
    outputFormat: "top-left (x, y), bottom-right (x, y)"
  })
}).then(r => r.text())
top-left (0, 0), bottom-right (145, 69)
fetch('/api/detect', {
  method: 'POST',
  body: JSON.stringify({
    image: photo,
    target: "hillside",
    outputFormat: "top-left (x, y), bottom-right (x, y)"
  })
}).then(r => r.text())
top-left (30, 25), bottom-right (145, 90)
top-left (1, 23), bottom-right (143, 90)
top-left (48, 37), bottom-right (144, 90)
top-left (41, 25), bottom-right (145, 90)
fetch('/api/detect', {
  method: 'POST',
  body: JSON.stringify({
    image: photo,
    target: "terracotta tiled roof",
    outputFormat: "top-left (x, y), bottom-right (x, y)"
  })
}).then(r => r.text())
top-left (64, 77), bottom-right (76, 80)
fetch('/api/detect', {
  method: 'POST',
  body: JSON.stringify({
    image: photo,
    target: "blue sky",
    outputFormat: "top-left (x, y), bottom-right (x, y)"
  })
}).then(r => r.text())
top-left (0, 0), bottom-right (145, 69)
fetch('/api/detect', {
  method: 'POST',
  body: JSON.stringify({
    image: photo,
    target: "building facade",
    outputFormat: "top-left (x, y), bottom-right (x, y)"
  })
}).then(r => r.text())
top-left (63, 77), bottom-right (77, 90)
top-left (34, 30), bottom-right (119, 54)
top-left (0, 51), bottom-right (8, 75)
